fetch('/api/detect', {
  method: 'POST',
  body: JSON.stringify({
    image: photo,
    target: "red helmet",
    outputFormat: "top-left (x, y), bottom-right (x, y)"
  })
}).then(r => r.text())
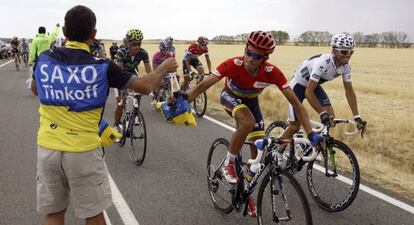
top-left (197, 36), bottom-right (209, 45)
top-left (246, 31), bottom-right (276, 55)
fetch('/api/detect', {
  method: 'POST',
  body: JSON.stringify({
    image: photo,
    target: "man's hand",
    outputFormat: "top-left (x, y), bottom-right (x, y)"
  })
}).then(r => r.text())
top-left (158, 58), bottom-right (178, 74)
top-left (320, 111), bottom-right (332, 126)
top-left (353, 115), bottom-right (367, 138)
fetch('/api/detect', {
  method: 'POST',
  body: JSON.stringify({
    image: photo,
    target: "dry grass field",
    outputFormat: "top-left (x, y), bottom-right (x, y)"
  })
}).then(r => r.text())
top-left (104, 41), bottom-right (414, 201)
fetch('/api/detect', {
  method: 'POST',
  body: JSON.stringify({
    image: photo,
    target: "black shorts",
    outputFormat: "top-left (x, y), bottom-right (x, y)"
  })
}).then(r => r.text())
top-left (220, 89), bottom-right (265, 140)
top-left (182, 58), bottom-right (203, 76)
top-left (288, 83), bottom-right (331, 121)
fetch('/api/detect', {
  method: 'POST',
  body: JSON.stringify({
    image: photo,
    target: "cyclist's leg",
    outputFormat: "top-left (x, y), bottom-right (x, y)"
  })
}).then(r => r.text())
top-left (181, 60), bottom-right (190, 91)
top-left (283, 83), bottom-right (307, 138)
top-left (220, 89), bottom-right (255, 183)
top-left (114, 89), bottom-right (125, 127)
top-left (315, 85), bottom-right (335, 126)
top-left (196, 63), bottom-right (205, 82)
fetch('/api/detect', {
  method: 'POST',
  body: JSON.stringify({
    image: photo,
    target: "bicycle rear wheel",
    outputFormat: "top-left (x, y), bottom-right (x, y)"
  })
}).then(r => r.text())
top-left (306, 139), bottom-right (360, 212)
top-left (257, 170), bottom-right (313, 225)
top-left (129, 110), bottom-right (147, 166)
top-left (207, 138), bottom-right (233, 214)
top-left (193, 91), bottom-right (207, 117)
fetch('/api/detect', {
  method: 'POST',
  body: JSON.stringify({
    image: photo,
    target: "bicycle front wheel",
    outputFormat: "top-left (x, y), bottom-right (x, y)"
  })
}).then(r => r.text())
top-left (193, 91), bottom-right (207, 117)
top-left (207, 138), bottom-right (233, 214)
top-left (129, 110), bottom-right (147, 166)
top-left (257, 170), bottom-right (313, 225)
top-left (306, 139), bottom-right (360, 212)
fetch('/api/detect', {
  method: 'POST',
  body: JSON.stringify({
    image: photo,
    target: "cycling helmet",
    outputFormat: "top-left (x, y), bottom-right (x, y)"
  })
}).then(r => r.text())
top-left (125, 29), bottom-right (144, 42)
top-left (159, 40), bottom-right (169, 50)
top-left (246, 31), bottom-right (276, 55)
top-left (165, 36), bottom-right (174, 44)
top-left (197, 36), bottom-right (209, 45)
top-left (330, 34), bottom-right (355, 49)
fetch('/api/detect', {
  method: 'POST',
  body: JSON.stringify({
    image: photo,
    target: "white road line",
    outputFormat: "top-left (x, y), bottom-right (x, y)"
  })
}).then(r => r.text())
top-left (103, 210), bottom-right (113, 225)
top-left (108, 173), bottom-right (140, 225)
top-left (202, 114), bottom-right (414, 214)
top-left (0, 60), bottom-right (14, 68)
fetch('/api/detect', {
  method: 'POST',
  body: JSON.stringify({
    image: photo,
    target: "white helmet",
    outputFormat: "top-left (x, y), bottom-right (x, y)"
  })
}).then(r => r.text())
top-left (330, 34), bottom-right (355, 49)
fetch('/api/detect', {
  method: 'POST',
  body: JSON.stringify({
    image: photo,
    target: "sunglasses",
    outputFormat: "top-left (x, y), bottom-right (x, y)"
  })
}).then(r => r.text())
top-left (336, 49), bottom-right (354, 56)
top-left (245, 49), bottom-right (265, 60)
top-left (129, 41), bottom-right (141, 47)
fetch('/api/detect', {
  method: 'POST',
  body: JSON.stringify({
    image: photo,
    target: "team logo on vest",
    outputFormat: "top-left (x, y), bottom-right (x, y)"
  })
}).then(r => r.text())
top-left (264, 66), bottom-right (274, 72)
top-left (253, 81), bottom-right (272, 88)
top-left (35, 59), bottom-right (109, 111)
top-left (233, 58), bottom-right (243, 66)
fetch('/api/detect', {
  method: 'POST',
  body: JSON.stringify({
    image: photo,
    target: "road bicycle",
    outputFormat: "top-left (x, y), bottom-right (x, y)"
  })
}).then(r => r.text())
top-left (265, 119), bottom-right (364, 212)
top-left (207, 137), bottom-right (313, 225)
top-left (118, 90), bottom-right (147, 166)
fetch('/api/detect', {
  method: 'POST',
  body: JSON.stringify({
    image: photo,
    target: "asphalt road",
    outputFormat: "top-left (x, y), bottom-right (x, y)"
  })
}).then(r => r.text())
top-left (0, 61), bottom-right (413, 225)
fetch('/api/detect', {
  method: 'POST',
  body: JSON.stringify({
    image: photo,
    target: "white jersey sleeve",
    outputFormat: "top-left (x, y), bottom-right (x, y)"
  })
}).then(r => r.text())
top-left (340, 64), bottom-right (352, 83)
top-left (309, 57), bottom-right (327, 83)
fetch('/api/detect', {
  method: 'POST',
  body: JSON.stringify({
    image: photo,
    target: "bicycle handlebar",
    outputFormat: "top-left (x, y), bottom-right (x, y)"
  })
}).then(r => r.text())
top-left (310, 119), bottom-right (358, 136)
top-left (247, 138), bottom-right (271, 165)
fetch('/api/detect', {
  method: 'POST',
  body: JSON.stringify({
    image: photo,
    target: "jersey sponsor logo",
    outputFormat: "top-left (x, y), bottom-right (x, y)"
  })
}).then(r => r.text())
top-left (253, 81), bottom-right (272, 88)
top-left (212, 70), bottom-right (221, 77)
top-left (35, 59), bottom-right (109, 111)
top-left (233, 58), bottom-right (243, 66)
top-left (311, 74), bottom-right (321, 80)
top-left (264, 66), bottom-right (274, 72)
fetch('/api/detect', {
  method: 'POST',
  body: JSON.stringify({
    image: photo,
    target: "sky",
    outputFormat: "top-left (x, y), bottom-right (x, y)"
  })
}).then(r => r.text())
top-left (1, 0), bottom-right (413, 41)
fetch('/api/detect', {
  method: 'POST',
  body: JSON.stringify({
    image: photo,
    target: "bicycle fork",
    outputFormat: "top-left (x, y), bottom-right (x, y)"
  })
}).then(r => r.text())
top-left (322, 140), bottom-right (338, 177)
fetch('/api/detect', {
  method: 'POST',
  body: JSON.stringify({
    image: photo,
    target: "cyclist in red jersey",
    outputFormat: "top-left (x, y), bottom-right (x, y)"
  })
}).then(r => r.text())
top-left (181, 31), bottom-right (321, 217)
top-left (181, 36), bottom-right (212, 90)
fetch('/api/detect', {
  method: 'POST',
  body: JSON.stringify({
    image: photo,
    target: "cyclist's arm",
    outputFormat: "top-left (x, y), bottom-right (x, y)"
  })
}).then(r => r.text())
top-left (187, 75), bottom-right (220, 102)
top-left (129, 58), bottom-right (177, 94)
top-left (144, 62), bottom-right (152, 74)
top-left (343, 81), bottom-right (359, 116)
top-left (152, 63), bottom-right (160, 71)
top-left (185, 57), bottom-right (192, 74)
top-left (48, 24), bottom-right (60, 44)
top-left (304, 80), bottom-right (324, 114)
top-left (205, 54), bottom-right (212, 74)
top-left (282, 87), bottom-right (313, 134)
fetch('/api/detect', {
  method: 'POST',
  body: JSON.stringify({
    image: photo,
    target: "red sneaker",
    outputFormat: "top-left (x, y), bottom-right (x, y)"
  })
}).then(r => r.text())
top-left (222, 161), bottom-right (239, 184)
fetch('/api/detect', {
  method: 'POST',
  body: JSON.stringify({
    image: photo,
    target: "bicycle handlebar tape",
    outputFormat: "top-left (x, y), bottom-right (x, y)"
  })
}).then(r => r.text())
top-left (254, 138), bottom-right (270, 151)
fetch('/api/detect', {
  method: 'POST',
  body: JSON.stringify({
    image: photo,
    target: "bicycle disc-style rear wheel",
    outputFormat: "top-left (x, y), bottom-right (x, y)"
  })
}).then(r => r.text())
top-left (207, 138), bottom-right (234, 214)
top-left (257, 170), bottom-right (313, 225)
top-left (129, 110), bottom-right (147, 166)
top-left (306, 139), bottom-right (360, 212)
top-left (194, 91), bottom-right (207, 117)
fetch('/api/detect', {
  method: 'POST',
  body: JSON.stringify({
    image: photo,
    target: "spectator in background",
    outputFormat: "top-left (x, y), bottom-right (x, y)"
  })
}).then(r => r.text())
top-left (28, 23), bottom-right (60, 65)
top-left (109, 42), bottom-right (118, 60)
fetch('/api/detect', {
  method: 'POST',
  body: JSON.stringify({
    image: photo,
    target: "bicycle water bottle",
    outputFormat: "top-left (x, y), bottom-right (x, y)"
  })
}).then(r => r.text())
top-left (246, 163), bottom-right (261, 182)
